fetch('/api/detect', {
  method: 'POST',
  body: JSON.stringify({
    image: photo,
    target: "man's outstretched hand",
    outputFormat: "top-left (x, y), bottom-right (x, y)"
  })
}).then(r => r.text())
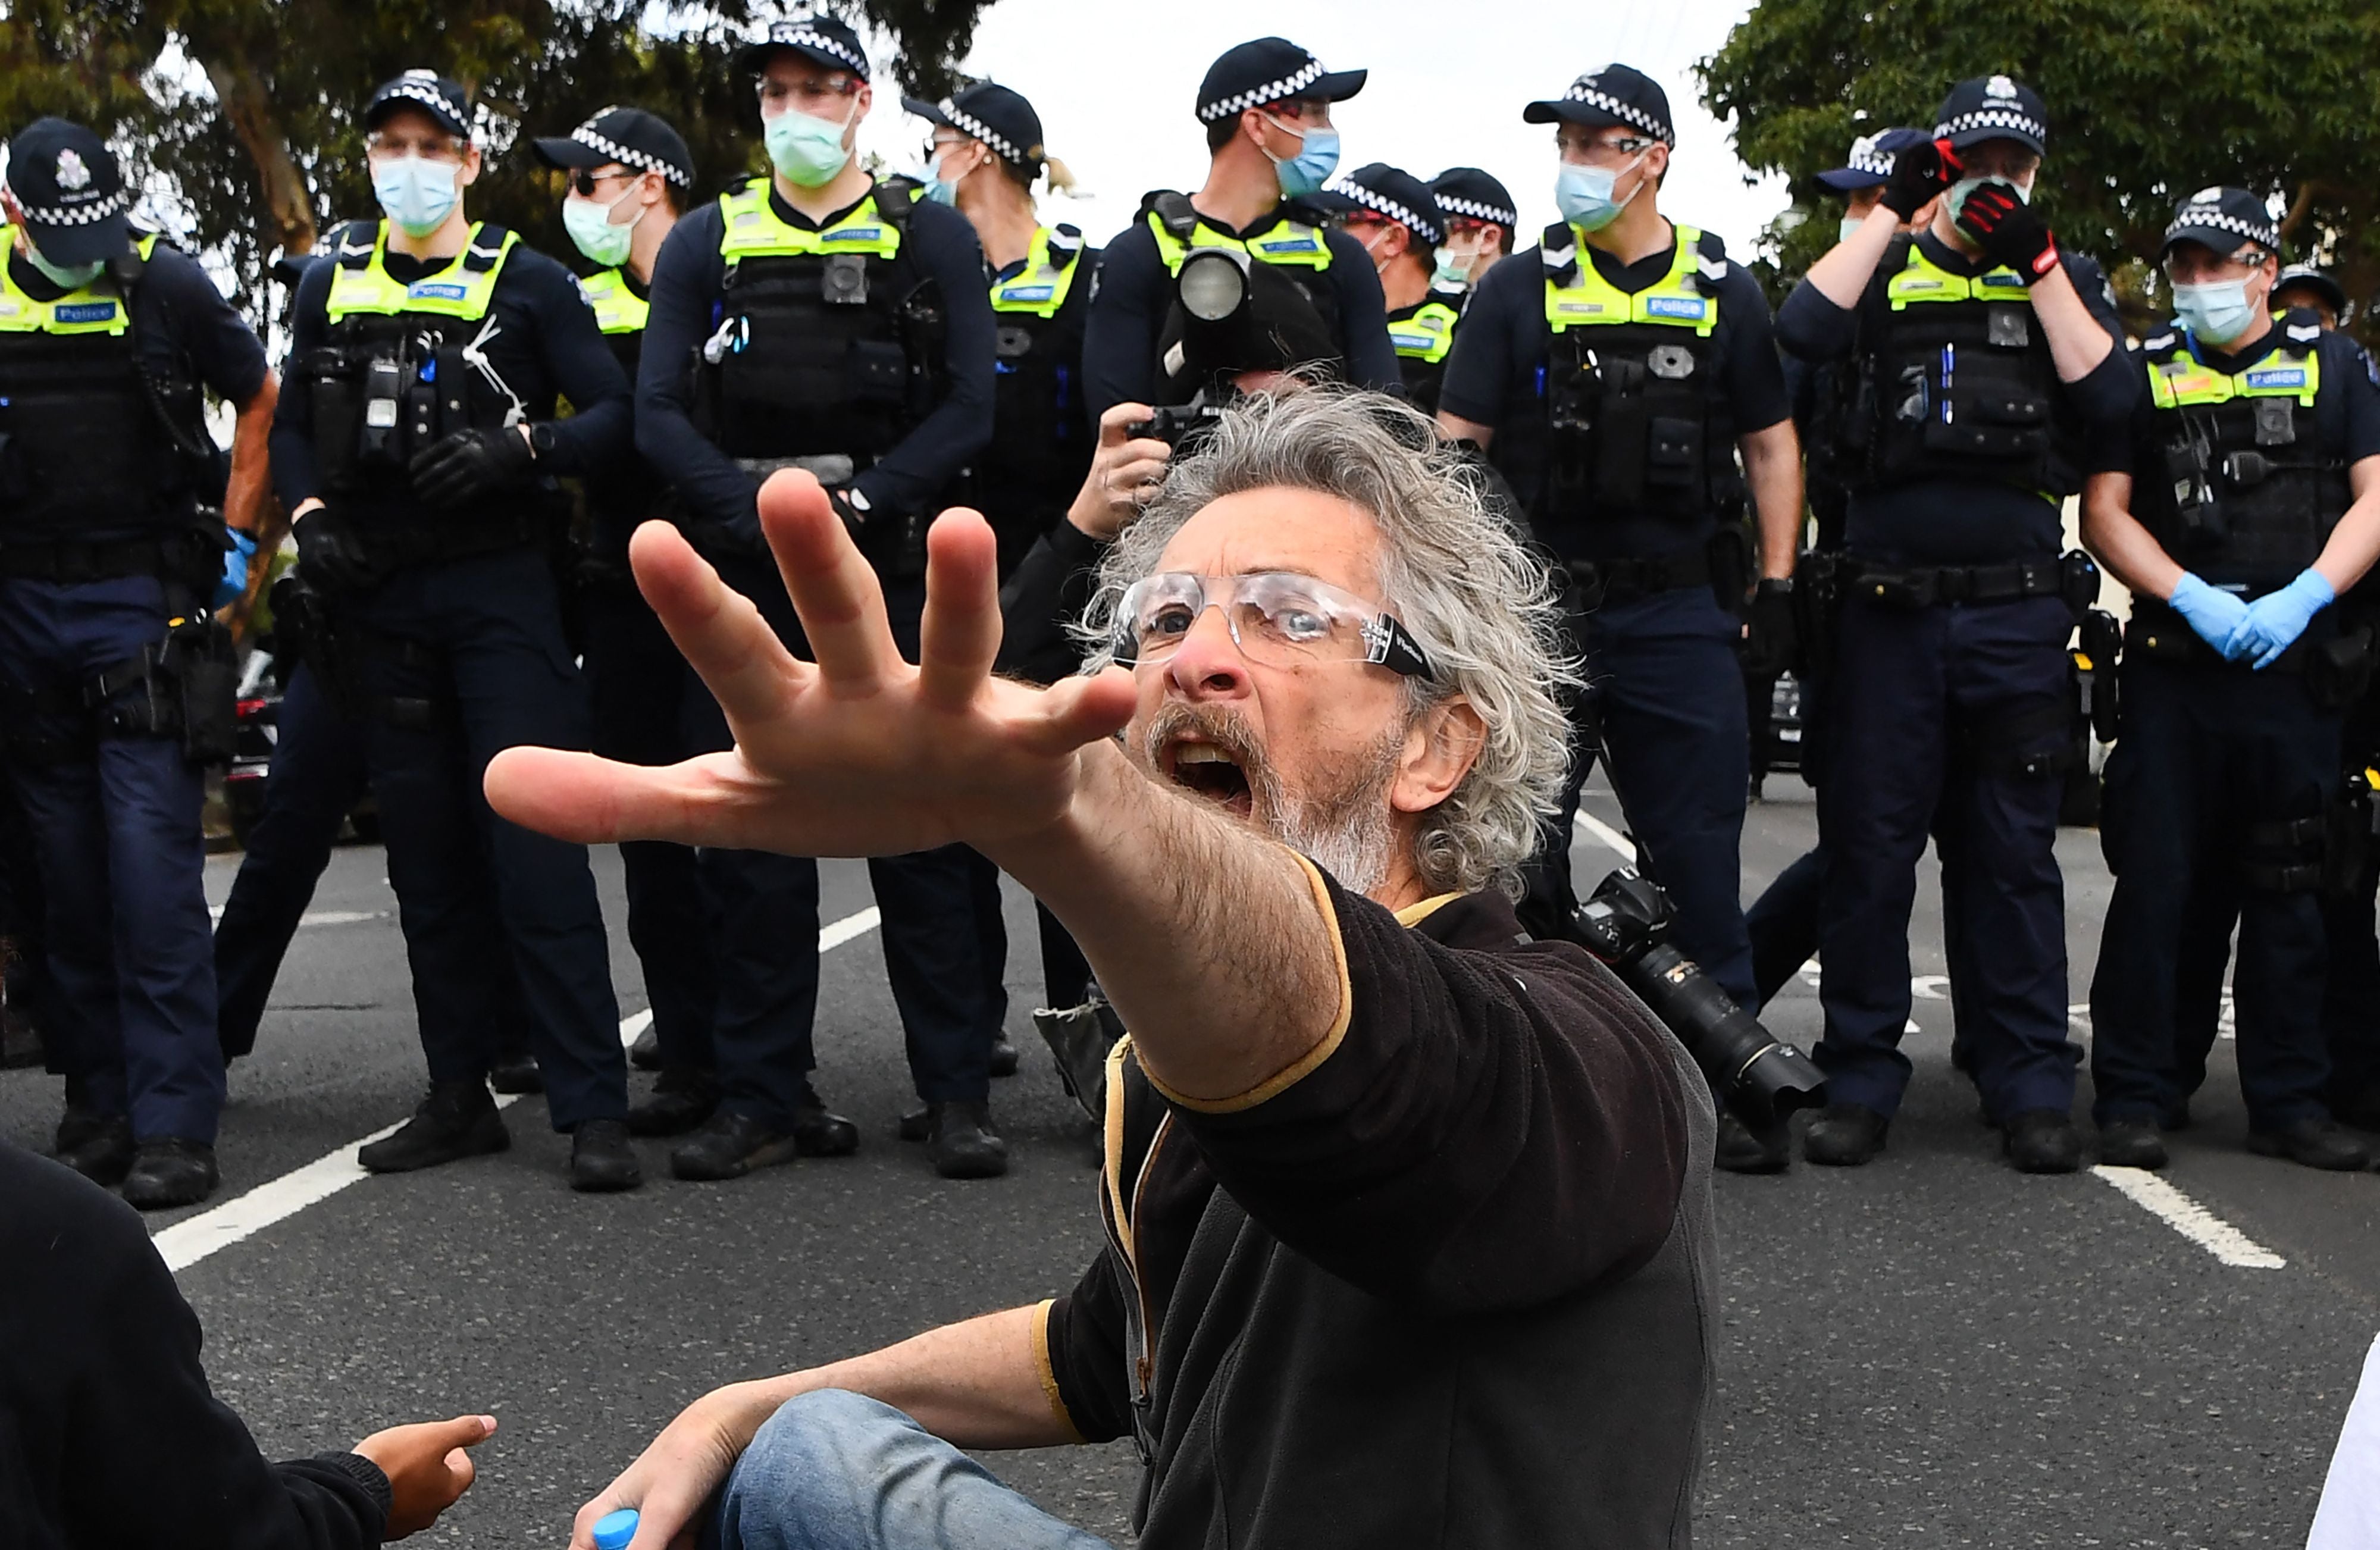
top-left (484, 472), bottom-right (1138, 859)
top-left (353, 1413), bottom-right (496, 1540)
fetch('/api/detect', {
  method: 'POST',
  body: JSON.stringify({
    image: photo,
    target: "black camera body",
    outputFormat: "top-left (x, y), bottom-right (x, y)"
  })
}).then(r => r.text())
top-left (1128, 400), bottom-right (1225, 450)
top-left (1573, 868), bottom-right (1826, 1128)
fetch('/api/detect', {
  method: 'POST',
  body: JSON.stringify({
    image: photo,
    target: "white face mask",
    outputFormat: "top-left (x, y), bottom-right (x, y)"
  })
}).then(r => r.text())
top-left (562, 184), bottom-right (646, 267)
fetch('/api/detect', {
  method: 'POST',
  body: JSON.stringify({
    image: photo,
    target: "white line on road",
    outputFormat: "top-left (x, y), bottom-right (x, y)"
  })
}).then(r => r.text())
top-left (1571, 809), bottom-right (1636, 861)
top-left (2091, 1165), bottom-right (2288, 1270)
top-left (154, 906), bottom-right (884, 1276)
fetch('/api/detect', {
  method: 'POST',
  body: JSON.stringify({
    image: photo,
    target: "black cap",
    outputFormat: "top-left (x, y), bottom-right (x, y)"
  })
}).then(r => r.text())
top-left (2275, 264), bottom-right (2347, 317)
top-left (1430, 167), bottom-right (1517, 229)
top-left (1163, 258), bottom-right (1338, 387)
top-left (3, 118), bottom-right (130, 267)
top-left (1523, 64), bottom-right (1674, 147)
top-left (901, 83), bottom-right (1044, 173)
top-left (1195, 38), bottom-right (1366, 124)
top-left (1308, 164), bottom-right (1445, 246)
top-left (534, 107), bottom-right (694, 189)
top-left (2160, 187), bottom-right (2281, 262)
top-left (737, 10), bottom-right (871, 81)
top-left (1933, 75), bottom-right (2048, 156)
top-left (1817, 126), bottom-right (1931, 192)
top-left (364, 71), bottom-right (474, 139)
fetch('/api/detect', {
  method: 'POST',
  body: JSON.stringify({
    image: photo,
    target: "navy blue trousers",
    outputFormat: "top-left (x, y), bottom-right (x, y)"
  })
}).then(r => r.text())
top-left (2090, 656), bottom-right (2340, 1129)
top-left (344, 549), bottom-right (624, 1131)
top-left (1814, 593), bottom-right (2078, 1119)
top-left (0, 575), bottom-right (221, 1142)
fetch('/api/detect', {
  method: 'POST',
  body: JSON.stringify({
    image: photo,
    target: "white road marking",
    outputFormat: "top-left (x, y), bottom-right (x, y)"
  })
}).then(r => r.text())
top-left (1571, 809), bottom-right (1636, 862)
top-left (2091, 1165), bottom-right (2288, 1270)
top-left (206, 906), bottom-right (387, 926)
top-left (154, 906), bottom-right (884, 1276)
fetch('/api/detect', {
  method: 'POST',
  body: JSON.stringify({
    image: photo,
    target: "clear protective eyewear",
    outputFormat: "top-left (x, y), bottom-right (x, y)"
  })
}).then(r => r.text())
top-left (1113, 571), bottom-right (1437, 678)
top-left (365, 130), bottom-right (468, 163)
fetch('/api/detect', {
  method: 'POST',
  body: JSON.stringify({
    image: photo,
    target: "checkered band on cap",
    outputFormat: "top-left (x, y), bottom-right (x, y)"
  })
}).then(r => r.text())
top-left (13, 186), bottom-right (129, 227)
top-left (1844, 134), bottom-right (1894, 177)
top-left (1436, 192), bottom-right (1517, 226)
top-left (1199, 56), bottom-right (1326, 122)
top-left (571, 111), bottom-right (691, 186)
top-left (381, 76), bottom-right (469, 127)
top-left (2165, 203), bottom-right (2279, 253)
top-left (940, 100), bottom-right (1029, 166)
top-left (1933, 105), bottom-right (2047, 145)
top-left (764, 20), bottom-right (869, 78)
top-left (1329, 177), bottom-right (1442, 244)
top-left (1561, 75), bottom-right (1673, 145)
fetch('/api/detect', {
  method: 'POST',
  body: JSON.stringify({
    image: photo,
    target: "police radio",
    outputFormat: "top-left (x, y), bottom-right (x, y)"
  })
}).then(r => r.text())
top-left (358, 358), bottom-right (406, 466)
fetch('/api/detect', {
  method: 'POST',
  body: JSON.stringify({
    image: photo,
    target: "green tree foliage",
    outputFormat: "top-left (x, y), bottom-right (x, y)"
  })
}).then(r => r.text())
top-left (1698, 0), bottom-right (2380, 335)
top-left (0, 1), bottom-right (991, 315)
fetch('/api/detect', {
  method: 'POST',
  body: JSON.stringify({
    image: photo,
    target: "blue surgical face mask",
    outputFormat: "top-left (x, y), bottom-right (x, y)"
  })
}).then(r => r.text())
top-left (1555, 151), bottom-right (1649, 234)
top-left (21, 240), bottom-right (104, 291)
top-left (1839, 215), bottom-right (1867, 245)
top-left (1945, 173), bottom-right (2031, 226)
top-left (912, 144), bottom-right (970, 206)
top-left (562, 186), bottom-right (644, 268)
top-left (2173, 278), bottom-right (2260, 346)
top-left (765, 97), bottom-right (859, 188)
top-left (1258, 114), bottom-right (1339, 200)
top-left (373, 154), bottom-right (463, 239)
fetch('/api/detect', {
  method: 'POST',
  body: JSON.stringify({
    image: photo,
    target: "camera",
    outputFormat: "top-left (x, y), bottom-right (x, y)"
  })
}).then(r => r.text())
top-left (1128, 399), bottom-right (1225, 449)
top-left (1571, 868), bottom-right (1827, 1128)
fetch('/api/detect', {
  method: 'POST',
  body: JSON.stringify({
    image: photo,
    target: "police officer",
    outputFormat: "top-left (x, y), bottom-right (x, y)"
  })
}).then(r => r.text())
top-left (2081, 188), bottom-right (2380, 1171)
top-left (0, 118), bottom-right (272, 1207)
top-left (271, 71), bottom-right (641, 1192)
top-left (904, 80), bottom-right (1098, 1039)
top-left (1082, 35), bottom-right (1399, 413)
top-left (1775, 76), bottom-right (2138, 1172)
top-left (635, 14), bottom-right (1010, 1179)
top-left (1429, 167), bottom-right (1518, 292)
top-left (1435, 64), bottom-right (1803, 1170)
top-left (2274, 264), bottom-right (2349, 330)
top-left (1312, 164), bottom-right (1468, 413)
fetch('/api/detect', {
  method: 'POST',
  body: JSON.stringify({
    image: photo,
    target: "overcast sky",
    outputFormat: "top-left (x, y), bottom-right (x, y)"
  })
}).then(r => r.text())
top-left (864, 0), bottom-right (1785, 260)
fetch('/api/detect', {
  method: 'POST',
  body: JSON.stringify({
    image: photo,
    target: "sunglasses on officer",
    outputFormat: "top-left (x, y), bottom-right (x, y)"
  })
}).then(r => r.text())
top-left (566, 167), bottom-right (640, 198)
top-left (1111, 571), bottom-right (1438, 679)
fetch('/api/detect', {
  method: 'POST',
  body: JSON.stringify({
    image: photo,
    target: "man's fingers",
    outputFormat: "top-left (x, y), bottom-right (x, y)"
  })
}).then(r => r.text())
top-left (487, 747), bottom-right (751, 847)
top-left (1017, 666), bottom-right (1138, 759)
top-left (917, 509), bottom-right (1001, 711)
top-left (443, 1446), bottom-right (477, 1493)
top-left (431, 1413), bottom-right (497, 1451)
top-left (757, 470), bottom-right (901, 691)
top-left (630, 519), bottom-right (811, 727)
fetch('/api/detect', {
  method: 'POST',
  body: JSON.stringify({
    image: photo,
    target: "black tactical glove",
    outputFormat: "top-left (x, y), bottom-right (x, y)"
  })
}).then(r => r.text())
top-left (1740, 577), bottom-right (1799, 681)
top-left (293, 510), bottom-right (377, 594)
top-left (823, 484), bottom-right (870, 536)
top-left (1880, 137), bottom-right (1960, 220)
top-left (1955, 182), bottom-right (2060, 283)
top-left (407, 425), bottom-right (536, 508)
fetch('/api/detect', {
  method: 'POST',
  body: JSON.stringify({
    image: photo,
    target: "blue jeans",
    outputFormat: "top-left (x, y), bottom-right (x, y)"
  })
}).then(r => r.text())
top-left (706, 1391), bottom-right (1111, 1550)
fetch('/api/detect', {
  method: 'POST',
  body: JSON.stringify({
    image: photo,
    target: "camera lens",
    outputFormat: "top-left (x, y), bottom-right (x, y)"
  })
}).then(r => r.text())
top-left (1178, 251), bottom-right (1247, 324)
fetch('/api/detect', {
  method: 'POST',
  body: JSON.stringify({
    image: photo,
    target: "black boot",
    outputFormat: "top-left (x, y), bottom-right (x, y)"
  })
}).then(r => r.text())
top-left (790, 1093), bottom-right (859, 1157)
top-left (2336, 1082), bottom-right (2380, 1134)
top-left (55, 1098), bottom-right (110, 1159)
top-left (988, 1035), bottom-right (1020, 1079)
top-left (2247, 1116), bottom-right (2372, 1171)
top-left (2096, 1117), bottom-right (2168, 1170)
top-left (925, 1100), bottom-right (1009, 1180)
top-left (359, 1081), bottom-right (510, 1174)
top-left (2002, 1109), bottom-right (2083, 1174)
top-left (58, 1114), bottom-right (135, 1186)
top-left (569, 1118), bottom-right (643, 1192)
top-left (488, 1050), bottom-right (543, 1095)
top-left (628, 1023), bottom-right (662, 1072)
top-left (670, 1110), bottom-right (800, 1182)
top-left (122, 1138), bottom-right (220, 1210)
top-left (1715, 1111), bottom-right (1791, 1174)
top-left (1803, 1103), bottom-right (1889, 1166)
top-left (627, 1068), bottom-right (720, 1138)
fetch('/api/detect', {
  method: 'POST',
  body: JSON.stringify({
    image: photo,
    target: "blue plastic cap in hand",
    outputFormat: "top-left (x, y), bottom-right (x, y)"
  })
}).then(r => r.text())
top-left (592, 1508), bottom-right (640, 1550)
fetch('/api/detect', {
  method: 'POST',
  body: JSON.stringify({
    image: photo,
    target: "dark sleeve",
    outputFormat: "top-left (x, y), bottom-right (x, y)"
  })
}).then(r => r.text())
top-left (1041, 1255), bottom-right (1133, 1445)
top-left (854, 200), bottom-right (995, 516)
top-left (1081, 221), bottom-right (1167, 418)
top-left (1434, 257), bottom-right (1527, 425)
top-left (2057, 255), bottom-right (2139, 427)
top-left (268, 261), bottom-right (337, 511)
top-left (634, 208), bottom-right (763, 537)
top-left (55, 1180), bottom-right (392, 1549)
top-left (1775, 275), bottom-right (1861, 362)
top-left (995, 519), bottom-right (1105, 682)
top-left (2085, 355), bottom-right (2154, 477)
top-left (1321, 227), bottom-right (1402, 392)
top-left (1166, 869), bottom-right (1696, 1313)
top-left (516, 251), bottom-right (631, 476)
top-left (2334, 335), bottom-right (2380, 462)
top-left (149, 246), bottom-right (269, 405)
top-left (1717, 264), bottom-right (1791, 434)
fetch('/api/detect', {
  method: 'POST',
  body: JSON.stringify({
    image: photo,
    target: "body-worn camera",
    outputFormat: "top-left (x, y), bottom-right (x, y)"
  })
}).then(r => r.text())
top-left (1128, 399), bottom-right (1225, 450)
top-left (1572, 868), bottom-right (1827, 1128)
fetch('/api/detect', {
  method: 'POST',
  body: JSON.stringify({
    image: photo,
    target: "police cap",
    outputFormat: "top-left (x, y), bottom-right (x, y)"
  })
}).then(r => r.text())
top-left (365, 71), bottom-right (474, 140)
top-left (1309, 164), bottom-right (1445, 246)
top-left (902, 83), bottom-right (1045, 174)
top-left (2274, 264), bottom-right (2347, 318)
top-left (3, 117), bottom-right (130, 267)
top-left (1523, 64), bottom-right (1674, 148)
top-left (1817, 126), bottom-right (1930, 192)
top-left (1196, 38), bottom-right (1367, 124)
top-left (2159, 187), bottom-right (2281, 264)
top-left (1933, 75), bottom-right (2048, 156)
top-left (1430, 167), bottom-right (1518, 229)
top-left (533, 107), bottom-right (694, 189)
top-left (738, 10), bottom-right (872, 82)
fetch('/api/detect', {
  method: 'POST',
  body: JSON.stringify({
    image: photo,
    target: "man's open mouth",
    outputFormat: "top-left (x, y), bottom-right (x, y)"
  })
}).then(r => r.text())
top-left (1164, 740), bottom-right (1254, 817)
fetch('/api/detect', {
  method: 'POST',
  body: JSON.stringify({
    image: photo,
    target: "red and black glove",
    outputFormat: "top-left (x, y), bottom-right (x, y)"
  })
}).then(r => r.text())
top-left (1955, 181), bottom-right (2060, 283)
top-left (1880, 137), bottom-right (1961, 220)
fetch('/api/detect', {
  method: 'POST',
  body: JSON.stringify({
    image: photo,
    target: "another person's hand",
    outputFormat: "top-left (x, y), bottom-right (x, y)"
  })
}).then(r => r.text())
top-left (2167, 571), bottom-right (2249, 652)
top-left (1066, 402), bottom-right (1172, 543)
top-left (292, 508), bottom-right (376, 595)
top-left (2225, 567), bottom-right (2335, 669)
top-left (1740, 578), bottom-right (1797, 680)
top-left (569, 1382), bottom-right (778, 1550)
top-left (408, 425), bottom-right (535, 508)
top-left (212, 527), bottom-right (258, 612)
top-left (1955, 183), bottom-right (2060, 283)
top-left (353, 1413), bottom-right (496, 1540)
top-left (1881, 137), bottom-right (1959, 220)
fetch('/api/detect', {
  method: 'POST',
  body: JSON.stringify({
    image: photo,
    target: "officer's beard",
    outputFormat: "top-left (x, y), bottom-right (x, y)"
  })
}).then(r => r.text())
top-left (1144, 702), bottom-right (1405, 896)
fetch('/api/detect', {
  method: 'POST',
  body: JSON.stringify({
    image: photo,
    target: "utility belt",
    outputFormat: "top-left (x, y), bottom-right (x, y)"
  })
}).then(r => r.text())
top-left (269, 572), bottom-right (452, 734)
top-left (1838, 551), bottom-right (2096, 615)
top-left (312, 504), bottom-right (558, 593)
top-left (1560, 543), bottom-right (1711, 610)
top-left (725, 452), bottom-right (926, 578)
top-left (0, 613), bottom-right (236, 766)
top-left (0, 528), bottom-right (224, 593)
top-left (2126, 599), bottom-right (2376, 709)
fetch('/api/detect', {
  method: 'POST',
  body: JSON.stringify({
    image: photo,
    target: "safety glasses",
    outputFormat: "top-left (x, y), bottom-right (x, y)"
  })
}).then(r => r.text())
top-left (1112, 571), bottom-right (1437, 678)
top-left (568, 168), bottom-right (636, 198)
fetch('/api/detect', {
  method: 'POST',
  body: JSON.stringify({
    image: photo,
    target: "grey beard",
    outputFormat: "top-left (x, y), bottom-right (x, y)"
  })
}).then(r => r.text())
top-left (1258, 729), bottom-right (1404, 898)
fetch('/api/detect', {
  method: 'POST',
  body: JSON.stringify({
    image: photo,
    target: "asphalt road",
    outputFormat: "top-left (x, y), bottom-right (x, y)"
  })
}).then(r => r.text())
top-left (4, 782), bottom-right (2376, 1548)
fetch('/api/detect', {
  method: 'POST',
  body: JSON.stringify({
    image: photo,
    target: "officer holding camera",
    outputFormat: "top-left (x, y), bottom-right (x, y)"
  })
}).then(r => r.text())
top-left (1082, 35), bottom-right (1399, 414)
top-left (271, 71), bottom-right (642, 1193)
top-left (2081, 188), bottom-right (2380, 1172)
top-left (1775, 76), bottom-right (2138, 1172)
top-left (1312, 163), bottom-right (1468, 414)
top-left (635, 13), bottom-right (1010, 1179)
top-left (1435, 63), bottom-right (1803, 1172)
top-left (0, 118), bottom-right (273, 1207)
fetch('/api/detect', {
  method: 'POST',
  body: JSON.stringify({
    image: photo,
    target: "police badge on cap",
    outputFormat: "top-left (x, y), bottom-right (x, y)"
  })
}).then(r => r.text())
top-left (4, 117), bottom-right (133, 267)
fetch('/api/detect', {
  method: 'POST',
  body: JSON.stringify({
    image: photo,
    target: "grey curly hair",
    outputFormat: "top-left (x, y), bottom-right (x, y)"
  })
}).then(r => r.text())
top-left (1079, 386), bottom-right (1580, 898)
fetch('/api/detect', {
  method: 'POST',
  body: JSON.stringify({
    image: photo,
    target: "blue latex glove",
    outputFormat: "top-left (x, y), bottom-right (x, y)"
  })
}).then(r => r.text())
top-left (2225, 566), bottom-right (2335, 669)
top-left (2166, 571), bottom-right (2249, 652)
top-left (213, 527), bottom-right (257, 610)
